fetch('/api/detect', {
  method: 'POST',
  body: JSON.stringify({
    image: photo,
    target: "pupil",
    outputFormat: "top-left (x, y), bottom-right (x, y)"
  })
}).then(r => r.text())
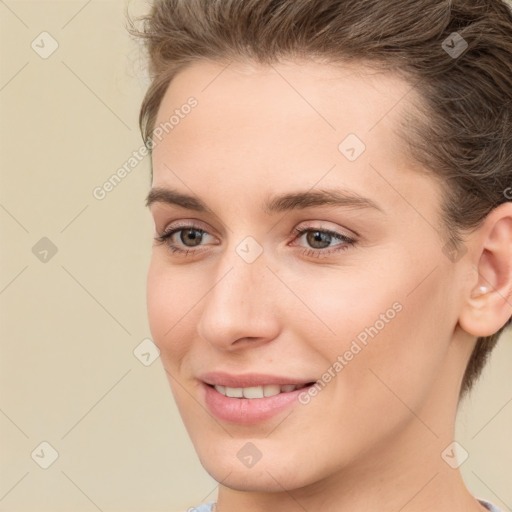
top-left (307, 230), bottom-right (330, 249)
top-left (181, 229), bottom-right (202, 247)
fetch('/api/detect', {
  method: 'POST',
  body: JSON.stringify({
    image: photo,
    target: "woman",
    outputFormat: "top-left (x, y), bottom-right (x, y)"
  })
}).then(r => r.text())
top-left (129, 1), bottom-right (512, 510)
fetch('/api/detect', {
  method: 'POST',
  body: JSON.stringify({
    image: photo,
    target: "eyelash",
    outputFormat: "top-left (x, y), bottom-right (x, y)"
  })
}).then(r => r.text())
top-left (154, 223), bottom-right (357, 259)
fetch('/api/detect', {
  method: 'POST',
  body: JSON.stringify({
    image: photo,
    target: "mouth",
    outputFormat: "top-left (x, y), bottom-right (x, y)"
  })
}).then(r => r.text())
top-left (201, 380), bottom-right (318, 424)
top-left (205, 381), bottom-right (317, 399)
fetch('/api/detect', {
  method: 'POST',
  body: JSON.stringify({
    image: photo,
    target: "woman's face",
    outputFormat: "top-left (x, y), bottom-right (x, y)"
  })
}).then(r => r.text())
top-left (146, 59), bottom-right (474, 492)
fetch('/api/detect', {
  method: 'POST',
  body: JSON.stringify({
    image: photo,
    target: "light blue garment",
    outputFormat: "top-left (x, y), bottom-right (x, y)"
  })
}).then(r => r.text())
top-left (479, 499), bottom-right (505, 512)
top-left (187, 503), bottom-right (215, 512)
top-left (189, 499), bottom-right (503, 511)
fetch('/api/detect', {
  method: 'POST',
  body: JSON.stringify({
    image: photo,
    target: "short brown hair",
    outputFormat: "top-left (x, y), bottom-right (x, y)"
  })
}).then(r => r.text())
top-left (127, 0), bottom-right (512, 398)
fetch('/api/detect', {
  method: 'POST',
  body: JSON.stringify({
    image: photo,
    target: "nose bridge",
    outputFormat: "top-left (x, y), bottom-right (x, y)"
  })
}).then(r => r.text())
top-left (196, 239), bottom-right (279, 347)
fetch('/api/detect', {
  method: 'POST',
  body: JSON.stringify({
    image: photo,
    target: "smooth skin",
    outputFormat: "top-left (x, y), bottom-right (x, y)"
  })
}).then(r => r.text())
top-left (145, 59), bottom-right (512, 512)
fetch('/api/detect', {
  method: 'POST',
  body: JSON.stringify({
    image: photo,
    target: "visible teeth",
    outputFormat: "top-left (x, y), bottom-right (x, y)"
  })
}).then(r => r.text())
top-left (243, 386), bottom-right (264, 399)
top-left (225, 386), bottom-right (243, 398)
top-left (263, 384), bottom-right (281, 397)
top-left (214, 383), bottom-right (306, 398)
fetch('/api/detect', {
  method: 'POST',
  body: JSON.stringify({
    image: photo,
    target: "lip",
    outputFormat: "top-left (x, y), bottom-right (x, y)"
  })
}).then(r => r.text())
top-left (199, 371), bottom-right (316, 388)
top-left (201, 381), bottom-right (316, 425)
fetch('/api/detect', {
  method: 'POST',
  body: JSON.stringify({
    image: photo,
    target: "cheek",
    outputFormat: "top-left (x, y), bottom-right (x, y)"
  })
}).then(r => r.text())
top-left (283, 259), bottom-right (403, 354)
top-left (296, 254), bottom-right (451, 396)
top-left (146, 260), bottom-right (167, 344)
top-left (146, 258), bottom-right (189, 359)
top-left (329, 266), bottom-right (452, 415)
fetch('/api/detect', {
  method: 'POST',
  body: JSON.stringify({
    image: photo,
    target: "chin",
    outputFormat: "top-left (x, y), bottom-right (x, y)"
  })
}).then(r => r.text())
top-left (205, 463), bottom-right (304, 493)
top-left (197, 446), bottom-right (315, 493)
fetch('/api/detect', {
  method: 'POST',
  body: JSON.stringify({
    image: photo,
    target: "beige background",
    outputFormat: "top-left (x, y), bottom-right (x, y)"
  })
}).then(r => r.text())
top-left (0, 1), bottom-right (511, 511)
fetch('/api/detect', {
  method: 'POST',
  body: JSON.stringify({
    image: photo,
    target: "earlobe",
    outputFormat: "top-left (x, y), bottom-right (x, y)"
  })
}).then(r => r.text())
top-left (458, 202), bottom-right (512, 338)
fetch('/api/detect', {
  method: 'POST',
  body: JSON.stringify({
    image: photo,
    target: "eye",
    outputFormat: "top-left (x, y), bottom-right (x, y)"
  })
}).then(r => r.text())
top-left (153, 222), bottom-right (357, 258)
top-left (291, 225), bottom-right (357, 258)
top-left (154, 224), bottom-right (217, 256)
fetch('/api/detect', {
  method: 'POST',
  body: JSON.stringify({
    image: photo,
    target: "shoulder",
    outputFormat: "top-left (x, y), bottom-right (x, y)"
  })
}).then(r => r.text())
top-left (183, 500), bottom-right (502, 512)
top-left (479, 499), bottom-right (505, 512)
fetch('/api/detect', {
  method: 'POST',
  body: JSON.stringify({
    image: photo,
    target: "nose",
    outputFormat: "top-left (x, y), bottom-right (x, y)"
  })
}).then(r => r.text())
top-left (196, 246), bottom-right (281, 350)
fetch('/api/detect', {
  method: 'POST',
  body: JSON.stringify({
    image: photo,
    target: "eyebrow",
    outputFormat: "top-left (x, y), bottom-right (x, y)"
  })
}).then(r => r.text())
top-left (145, 186), bottom-right (384, 214)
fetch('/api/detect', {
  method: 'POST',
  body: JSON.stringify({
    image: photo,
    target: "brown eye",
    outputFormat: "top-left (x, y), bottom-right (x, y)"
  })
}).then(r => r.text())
top-left (305, 230), bottom-right (333, 249)
top-left (291, 226), bottom-right (357, 258)
top-left (178, 228), bottom-right (204, 247)
top-left (154, 224), bottom-right (217, 256)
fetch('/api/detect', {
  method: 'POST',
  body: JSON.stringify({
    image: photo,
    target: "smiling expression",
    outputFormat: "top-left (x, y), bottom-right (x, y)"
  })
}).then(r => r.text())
top-left (145, 58), bottom-right (474, 492)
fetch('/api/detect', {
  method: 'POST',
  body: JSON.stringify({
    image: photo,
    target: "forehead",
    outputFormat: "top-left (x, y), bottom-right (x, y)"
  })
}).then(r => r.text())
top-left (150, 59), bottom-right (438, 219)
top-left (155, 58), bottom-right (416, 138)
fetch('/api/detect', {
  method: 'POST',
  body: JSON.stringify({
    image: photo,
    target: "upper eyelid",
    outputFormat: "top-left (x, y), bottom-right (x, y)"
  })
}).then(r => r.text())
top-left (159, 219), bottom-right (218, 236)
top-left (293, 223), bottom-right (358, 239)
top-left (151, 207), bottom-right (228, 235)
top-left (160, 224), bottom-right (216, 241)
top-left (157, 216), bottom-right (357, 234)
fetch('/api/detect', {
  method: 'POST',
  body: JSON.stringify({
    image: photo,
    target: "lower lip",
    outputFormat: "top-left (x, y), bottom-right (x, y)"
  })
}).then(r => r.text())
top-left (201, 382), bottom-right (315, 425)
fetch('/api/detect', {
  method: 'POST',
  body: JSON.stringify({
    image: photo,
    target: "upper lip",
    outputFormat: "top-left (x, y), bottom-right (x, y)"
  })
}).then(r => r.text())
top-left (199, 371), bottom-right (317, 388)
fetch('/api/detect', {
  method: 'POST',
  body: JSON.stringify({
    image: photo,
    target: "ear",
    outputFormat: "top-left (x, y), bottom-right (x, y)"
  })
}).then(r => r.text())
top-left (458, 202), bottom-right (512, 338)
